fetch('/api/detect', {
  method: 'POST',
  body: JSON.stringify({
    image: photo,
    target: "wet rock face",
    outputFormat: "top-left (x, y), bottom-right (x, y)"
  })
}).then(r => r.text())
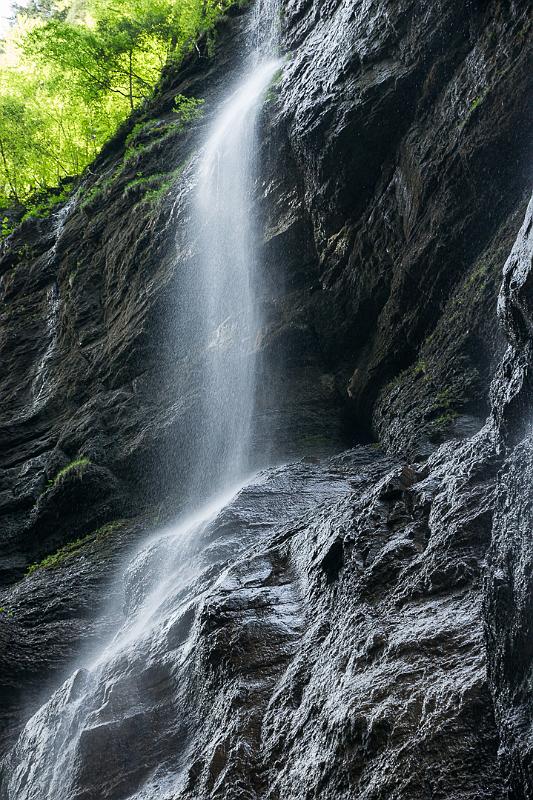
top-left (0, 455), bottom-right (367, 794)
top-left (484, 200), bottom-right (533, 798)
top-left (268, 0), bottom-right (531, 453)
top-left (0, 447), bottom-right (506, 799)
top-left (0, 0), bottom-right (532, 798)
top-left (486, 436), bottom-right (533, 799)
top-left (177, 443), bottom-right (505, 800)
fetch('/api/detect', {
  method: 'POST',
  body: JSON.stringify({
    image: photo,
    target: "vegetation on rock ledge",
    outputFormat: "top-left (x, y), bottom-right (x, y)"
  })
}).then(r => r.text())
top-left (48, 456), bottom-right (90, 487)
top-left (26, 520), bottom-right (125, 575)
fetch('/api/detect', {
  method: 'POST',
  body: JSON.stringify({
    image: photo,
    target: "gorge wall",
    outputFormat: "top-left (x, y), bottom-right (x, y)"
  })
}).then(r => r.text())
top-left (0, 0), bottom-right (532, 798)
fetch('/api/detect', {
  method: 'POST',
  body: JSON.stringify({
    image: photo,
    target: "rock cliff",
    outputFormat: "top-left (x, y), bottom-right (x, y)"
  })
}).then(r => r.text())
top-left (0, 0), bottom-right (532, 798)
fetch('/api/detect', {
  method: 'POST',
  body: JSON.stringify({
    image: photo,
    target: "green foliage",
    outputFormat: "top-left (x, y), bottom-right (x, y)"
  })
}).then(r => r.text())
top-left (141, 162), bottom-right (188, 206)
top-left (1, 215), bottom-right (14, 238)
top-left (433, 386), bottom-right (457, 410)
top-left (48, 456), bottom-right (90, 487)
top-left (0, 0), bottom-right (234, 208)
top-left (79, 174), bottom-right (116, 210)
top-left (123, 97), bottom-right (203, 163)
top-left (20, 182), bottom-right (74, 222)
top-left (173, 93), bottom-right (204, 123)
top-left (124, 172), bottom-right (162, 193)
top-left (26, 520), bottom-right (125, 575)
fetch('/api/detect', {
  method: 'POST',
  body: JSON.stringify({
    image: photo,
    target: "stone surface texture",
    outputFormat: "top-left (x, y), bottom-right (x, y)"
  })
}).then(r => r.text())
top-left (0, 1), bottom-right (532, 798)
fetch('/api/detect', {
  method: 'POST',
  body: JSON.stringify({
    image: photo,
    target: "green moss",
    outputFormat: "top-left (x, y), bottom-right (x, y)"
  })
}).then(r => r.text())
top-left (265, 67), bottom-right (284, 103)
top-left (384, 356), bottom-right (430, 396)
top-left (125, 119), bottom-right (162, 148)
top-left (173, 95), bottom-right (204, 125)
top-left (143, 184), bottom-right (171, 205)
top-left (80, 97), bottom-right (203, 210)
top-left (26, 520), bottom-right (125, 576)
top-left (433, 387), bottom-right (457, 410)
top-left (468, 91), bottom-right (488, 117)
top-left (432, 411), bottom-right (459, 428)
top-left (413, 359), bottom-right (428, 378)
top-left (124, 171), bottom-right (168, 196)
top-left (123, 142), bottom-right (148, 165)
top-left (0, 183), bottom-right (75, 236)
top-left (49, 456), bottom-right (90, 487)
top-left (140, 162), bottom-right (188, 207)
top-left (123, 99), bottom-right (203, 166)
top-left (466, 257), bottom-right (490, 290)
top-left (80, 176), bottom-right (115, 210)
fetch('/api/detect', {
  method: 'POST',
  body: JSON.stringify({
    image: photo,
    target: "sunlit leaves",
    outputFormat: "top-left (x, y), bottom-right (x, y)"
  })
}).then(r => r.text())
top-left (0, 0), bottom-right (233, 207)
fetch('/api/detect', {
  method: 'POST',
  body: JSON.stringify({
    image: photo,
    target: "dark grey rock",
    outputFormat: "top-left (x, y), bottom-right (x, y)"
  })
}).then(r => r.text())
top-left (0, 1), bottom-right (532, 798)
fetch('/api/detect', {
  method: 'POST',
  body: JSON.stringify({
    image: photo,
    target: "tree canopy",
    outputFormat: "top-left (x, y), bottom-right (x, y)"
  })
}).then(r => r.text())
top-left (0, 0), bottom-right (233, 208)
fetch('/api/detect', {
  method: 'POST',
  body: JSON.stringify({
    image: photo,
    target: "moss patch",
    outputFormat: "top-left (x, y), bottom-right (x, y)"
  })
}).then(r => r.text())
top-left (49, 456), bottom-right (90, 487)
top-left (26, 520), bottom-right (125, 576)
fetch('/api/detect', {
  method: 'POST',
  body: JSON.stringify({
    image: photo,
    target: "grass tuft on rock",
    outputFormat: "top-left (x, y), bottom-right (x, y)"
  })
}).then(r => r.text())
top-left (49, 457), bottom-right (90, 487)
top-left (26, 521), bottom-right (125, 576)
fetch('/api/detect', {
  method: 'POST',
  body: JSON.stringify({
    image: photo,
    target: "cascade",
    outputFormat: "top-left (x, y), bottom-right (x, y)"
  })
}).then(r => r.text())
top-left (0, 2), bottom-right (280, 798)
top-left (186, 0), bottom-right (280, 499)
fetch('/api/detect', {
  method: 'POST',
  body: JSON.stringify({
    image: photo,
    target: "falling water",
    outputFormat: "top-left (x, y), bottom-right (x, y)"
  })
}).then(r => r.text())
top-left (5, 195), bottom-right (76, 424)
top-left (30, 284), bottom-right (60, 410)
top-left (188, 3), bottom-right (281, 498)
top-left (1, 2), bottom-right (280, 798)
top-left (30, 196), bottom-right (77, 412)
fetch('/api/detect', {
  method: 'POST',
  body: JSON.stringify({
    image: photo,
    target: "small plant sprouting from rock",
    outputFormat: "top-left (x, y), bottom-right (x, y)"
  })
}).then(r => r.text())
top-left (26, 520), bottom-right (125, 576)
top-left (48, 456), bottom-right (90, 488)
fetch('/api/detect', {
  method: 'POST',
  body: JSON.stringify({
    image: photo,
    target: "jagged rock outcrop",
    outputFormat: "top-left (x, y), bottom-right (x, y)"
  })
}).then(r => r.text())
top-left (266, 0), bottom-right (531, 455)
top-left (484, 199), bottom-right (533, 798)
top-left (0, 0), bottom-right (532, 798)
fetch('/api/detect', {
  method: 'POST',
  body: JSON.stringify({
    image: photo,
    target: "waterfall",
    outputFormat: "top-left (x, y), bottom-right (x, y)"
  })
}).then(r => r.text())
top-left (187, 4), bottom-right (281, 499)
top-left (0, 3), bottom-right (280, 798)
